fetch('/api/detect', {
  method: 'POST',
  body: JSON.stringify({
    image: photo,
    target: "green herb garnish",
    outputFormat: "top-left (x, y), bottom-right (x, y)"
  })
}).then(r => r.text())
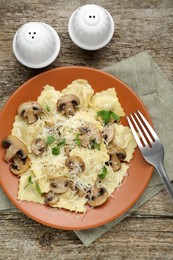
top-left (28, 175), bottom-right (32, 184)
top-left (49, 138), bottom-right (66, 155)
top-left (99, 166), bottom-right (108, 179)
top-left (46, 104), bottom-right (50, 112)
top-left (46, 135), bottom-right (55, 145)
top-left (90, 140), bottom-right (100, 150)
top-left (24, 176), bottom-right (42, 194)
top-left (57, 138), bottom-right (66, 147)
top-left (35, 183), bottom-right (42, 194)
top-left (110, 111), bottom-right (120, 122)
top-left (75, 133), bottom-right (81, 147)
top-left (52, 147), bottom-right (60, 155)
top-left (24, 175), bottom-right (33, 189)
top-left (97, 110), bottom-right (120, 124)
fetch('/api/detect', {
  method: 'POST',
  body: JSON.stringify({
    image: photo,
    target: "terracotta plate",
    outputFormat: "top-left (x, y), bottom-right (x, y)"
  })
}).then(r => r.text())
top-left (0, 67), bottom-right (153, 230)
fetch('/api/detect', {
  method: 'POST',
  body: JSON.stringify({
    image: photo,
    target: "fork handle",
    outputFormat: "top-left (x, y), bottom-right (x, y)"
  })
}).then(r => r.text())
top-left (156, 163), bottom-right (173, 201)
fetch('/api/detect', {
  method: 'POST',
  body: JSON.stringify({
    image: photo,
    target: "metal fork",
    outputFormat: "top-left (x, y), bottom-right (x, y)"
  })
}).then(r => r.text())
top-left (127, 110), bottom-right (173, 201)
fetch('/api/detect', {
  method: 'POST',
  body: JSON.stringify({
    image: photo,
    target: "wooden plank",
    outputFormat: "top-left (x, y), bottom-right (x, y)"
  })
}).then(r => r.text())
top-left (0, 210), bottom-right (173, 259)
top-left (0, 0), bottom-right (173, 258)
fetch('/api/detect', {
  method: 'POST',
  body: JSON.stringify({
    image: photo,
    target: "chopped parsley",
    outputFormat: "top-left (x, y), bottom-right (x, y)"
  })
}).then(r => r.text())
top-left (57, 138), bottom-right (66, 147)
top-left (28, 175), bottom-right (32, 184)
top-left (24, 175), bottom-right (33, 189)
top-left (97, 110), bottom-right (120, 124)
top-left (99, 166), bottom-right (108, 179)
top-left (47, 137), bottom-right (66, 155)
top-left (35, 183), bottom-right (42, 194)
top-left (46, 135), bottom-right (55, 145)
top-left (24, 176), bottom-right (42, 194)
top-left (52, 147), bottom-right (60, 156)
top-left (75, 133), bottom-right (81, 147)
top-left (90, 140), bottom-right (100, 150)
top-left (46, 104), bottom-right (50, 112)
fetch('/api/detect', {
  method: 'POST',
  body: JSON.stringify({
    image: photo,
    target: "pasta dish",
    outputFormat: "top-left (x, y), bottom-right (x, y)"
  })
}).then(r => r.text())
top-left (2, 79), bottom-right (137, 213)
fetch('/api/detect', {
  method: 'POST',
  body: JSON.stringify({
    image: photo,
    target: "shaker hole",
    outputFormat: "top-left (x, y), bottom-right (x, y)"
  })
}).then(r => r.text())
top-left (34, 32), bottom-right (36, 34)
top-left (89, 15), bottom-right (92, 18)
top-left (32, 36), bottom-right (34, 39)
top-left (29, 32), bottom-right (31, 34)
top-left (93, 16), bottom-right (95, 18)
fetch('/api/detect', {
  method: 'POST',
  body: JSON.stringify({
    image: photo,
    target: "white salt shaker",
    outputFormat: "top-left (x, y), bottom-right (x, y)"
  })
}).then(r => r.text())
top-left (68, 4), bottom-right (114, 51)
top-left (12, 22), bottom-right (61, 69)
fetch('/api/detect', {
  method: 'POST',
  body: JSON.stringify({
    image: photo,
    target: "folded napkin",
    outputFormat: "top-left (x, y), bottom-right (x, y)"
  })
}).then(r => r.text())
top-left (0, 52), bottom-right (173, 246)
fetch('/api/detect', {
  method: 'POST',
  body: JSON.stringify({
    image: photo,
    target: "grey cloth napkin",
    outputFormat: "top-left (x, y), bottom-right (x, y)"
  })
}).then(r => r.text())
top-left (0, 52), bottom-right (173, 246)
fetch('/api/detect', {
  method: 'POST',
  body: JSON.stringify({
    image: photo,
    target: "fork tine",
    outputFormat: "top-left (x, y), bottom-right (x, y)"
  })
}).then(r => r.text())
top-left (134, 112), bottom-right (153, 144)
top-left (130, 114), bottom-right (149, 147)
top-left (127, 116), bottom-right (143, 149)
top-left (138, 111), bottom-right (159, 141)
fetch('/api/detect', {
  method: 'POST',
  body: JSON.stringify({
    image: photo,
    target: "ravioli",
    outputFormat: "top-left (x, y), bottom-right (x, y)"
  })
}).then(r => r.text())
top-left (9, 79), bottom-right (137, 213)
top-left (61, 79), bottom-right (94, 109)
top-left (90, 88), bottom-right (125, 116)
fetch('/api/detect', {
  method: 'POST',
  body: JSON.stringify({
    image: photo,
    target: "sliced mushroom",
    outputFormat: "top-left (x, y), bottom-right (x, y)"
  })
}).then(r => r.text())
top-left (65, 156), bottom-right (85, 173)
top-left (18, 101), bottom-right (42, 124)
top-left (108, 147), bottom-right (126, 172)
top-left (44, 120), bottom-right (55, 127)
top-left (108, 153), bottom-right (121, 172)
top-left (10, 156), bottom-right (30, 175)
top-left (57, 94), bottom-right (80, 117)
top-left (78, 123), bottom-right (101, 148)
top-left (78, 188), bottom-right (86, 197)
top-left (31, 138), bottom-right (46, 155)
top-left (112, 146), bottom-right (126, 162)
top-left (70, 181), bottom-right (90, 197)
top-left (44, 191), bottom-right (59, 206)
top-left (50, 177), bottom-right (70, 194)
top-left (2, 135), bottom-right (29, 174)
top-left (102, 123), bottom-right (115, 145)
top-left (2, 135), bottom-right (28, 162)
top-left (87, 187), bottom-right (109, 207)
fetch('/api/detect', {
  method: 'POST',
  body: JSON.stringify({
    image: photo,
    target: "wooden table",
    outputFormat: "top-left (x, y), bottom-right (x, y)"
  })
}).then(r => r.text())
top-left (0, 1), bottom-right (173, 259)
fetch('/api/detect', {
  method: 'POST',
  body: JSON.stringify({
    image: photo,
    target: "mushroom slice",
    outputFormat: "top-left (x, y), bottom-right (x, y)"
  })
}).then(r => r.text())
top-left (57, 94), bottom-right (80, 117)
top-left (108, 147), bottom-right (126, 172)
top-left (10, 156), bottom-right (30, 175)
top-left (110, 146), bottom-right (126, 162)
top-left (78, 123), bottom-right (101, 148)
top-left (77, 183), bottom-right (92, 197)
top-left (65, 156), bottom-right (85, 174)
top-left (108, 154), bottom-right (121, 172)
top-left (102, 123), bottom-right (115, 145)
top-left (70, 181), bottom-right (90, 197)
top-left (50, 177), bottom-right (70, 194)
top-left (18, 101), bottom-right (42, 124)
top-left (87, 187), bottom-right (109, 207)
top-left (44, 191), bottom-right (59, 206)
top-left (2, 135), bottom-right (28, 162)
top-left (44, 120), bottom-right (55, 128)
top-left (31, 138), bottom-right (46, 155)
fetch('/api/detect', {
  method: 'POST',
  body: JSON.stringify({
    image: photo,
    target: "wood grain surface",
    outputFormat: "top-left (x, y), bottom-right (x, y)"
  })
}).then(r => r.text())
top-left (0, 0), bottom-right (173, 259)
